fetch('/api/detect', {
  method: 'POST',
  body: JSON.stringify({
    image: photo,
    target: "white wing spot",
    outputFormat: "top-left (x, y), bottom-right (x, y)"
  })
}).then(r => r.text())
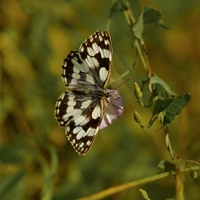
top-left (87, 127), bottom-right (96, 136)
top-left (87, 47), bottom-right (95, 56)
top-left (81, 99), bottom-right (92, 109)
top-left (62, 70), bottom-right (66, 76)
top-left (103, 49), bottom-right (109, 58)
top-left (85, 56), bottom-right (94, 68)
top-left (79, 117), bottom-right (89, 126)
top-left (72, 139), bottom-right (76, 144)
top-left (74, 115), bottom-right (87, 126)
top-left (80, 147), bottom-right (85, 153)
top-left (67, 99), bottom-right (76, 106)
top-left (63, 62), bottom-right (67, 67)
top-left (99, 35), bottom-right (103, 41)
top-left (62, 77), bottom-right (68, 83)
top-left (70, 78), bottom-right (78, 85)
top-left (66, 106), bottom-right (74, 113)
top-left (86, 140), bottom-right (92, 146)
top-left (73, 126), bottom-right (82, 134)
top-left (79, 142), bottom-right (84, 148)
top-left (66, 126), bottom-right (70, 132)
top-left (60, 93), bottom-right (66, 100)
top-left (99, 47), bottom-right (104, 58)
top-left (92, 42), bottom-right (99, 54)
top-left (86, 74), bottom-right (95, 85)
top-left (99, 67), bottom-right (108, 82)
top-left (73, 67), bottom-right (80, 73)
top-left (92, 106), bottom-right (101, 119)
top-left (76, 129), bottom-right (86, 140)
top-left (72, 73), bottom-right (80, 79)
top-left (72, 109), bottom-right (82, 117)
top-left (75, 143), bottom-right (79, 148)
top-left (55, 108), bottom-right (60, 115)
top-left (91, 57), bottom-right (99, 67)
top-left (104, 39), bottom-right (109, 45)
top-left (80, 46), bottom-right (84, 52)
top-left (72, 59), bottom-right (89, 73)
top-left (57, 101), bottom-right (61, 107)
top-left (63, 109), bottom-right (82, 120)
top-left (89, 37), bottom-right (94, 42)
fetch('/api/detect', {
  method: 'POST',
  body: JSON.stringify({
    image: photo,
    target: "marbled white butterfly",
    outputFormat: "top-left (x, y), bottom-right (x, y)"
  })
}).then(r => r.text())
top-left (55, 31), bottom-right (123, 155)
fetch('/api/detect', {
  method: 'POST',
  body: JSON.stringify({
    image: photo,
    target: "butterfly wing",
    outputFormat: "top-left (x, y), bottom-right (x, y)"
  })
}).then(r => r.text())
top-left (61, 31), bottom-right (112, 90)
top-left (100, 90), bottom-right (124, 130)
top-left (55, 31), bottom-right (113, 154)
top-left (79, 31), bottom-right (112, 88)
top-left (55, 91), bottom-right (103, 155)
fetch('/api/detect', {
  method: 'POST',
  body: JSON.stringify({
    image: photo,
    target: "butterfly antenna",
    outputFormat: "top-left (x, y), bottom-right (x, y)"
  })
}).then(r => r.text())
top-left (114, 78), bottom-right (130, 90)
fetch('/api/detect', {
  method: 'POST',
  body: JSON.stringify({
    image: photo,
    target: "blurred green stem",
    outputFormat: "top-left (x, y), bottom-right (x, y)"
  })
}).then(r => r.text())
top-left (79, 165), bottom-right (200, 200)
top-left (24, 139), bottom-right (58, 200)
top-left (41, 144), bottom-right (58, 200)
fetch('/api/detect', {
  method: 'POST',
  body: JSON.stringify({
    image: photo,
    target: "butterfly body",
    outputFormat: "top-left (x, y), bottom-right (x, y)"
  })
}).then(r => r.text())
top-left (55, 31), bottom-right (123, 155)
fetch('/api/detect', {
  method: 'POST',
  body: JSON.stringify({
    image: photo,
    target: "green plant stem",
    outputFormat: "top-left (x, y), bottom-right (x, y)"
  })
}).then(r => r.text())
top-left (164, 126), bottom-right (175, 160)
top-left (175, 172), bottom-right (184, 200)
top-left (123, 0), bottom-right (153, 77)
top-left (78, 165), bottom-right (200, 200)
top-left (167, 136), bottom-right (175, 160)
top-left (134, 40), bottom-right (148, 72)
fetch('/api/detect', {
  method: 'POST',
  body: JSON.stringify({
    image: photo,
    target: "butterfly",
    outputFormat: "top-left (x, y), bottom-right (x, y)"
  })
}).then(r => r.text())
top-left (54, 30), bottom-right (123, 155)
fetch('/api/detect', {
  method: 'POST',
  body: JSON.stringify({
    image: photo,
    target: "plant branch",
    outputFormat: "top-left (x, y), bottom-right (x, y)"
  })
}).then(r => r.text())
top-left (164, 126), bottom-right (175, 160)
top-left (78, 165), bottom-right (200, 200)
top-left (123, 0), bottom-right (153, 77)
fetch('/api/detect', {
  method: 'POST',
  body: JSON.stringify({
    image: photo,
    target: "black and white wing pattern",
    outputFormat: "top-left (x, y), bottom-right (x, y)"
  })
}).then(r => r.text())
top-left (55, 31), bottom-right (123, 155)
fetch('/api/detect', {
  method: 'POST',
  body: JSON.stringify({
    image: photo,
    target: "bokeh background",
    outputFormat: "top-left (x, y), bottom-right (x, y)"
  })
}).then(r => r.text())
top-left (0, 0), bottom-right (200, 199)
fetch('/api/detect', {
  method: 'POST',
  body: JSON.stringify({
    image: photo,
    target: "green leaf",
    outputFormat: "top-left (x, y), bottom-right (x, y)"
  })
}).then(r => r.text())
top-left (152, 98), bottom-right (174, 115)
top-left (132, 5), bottom-right (168, 39)
top-left (150, 75), bottom-right (176, 99)
top-left (190, 171), bottom-right (199, 179)
top-left (143, 5), bottom-right (169, 29)
top-left (158, 160), bottom-right (179, 172)
top-left (150, 92), bottom-right (191, 126)
top-left (158, 159), bottom-right (199, 172)
top-left (162, 92), bottom-right (191, 125)
top-left (143, 5), bottom-right (161, 24)
top-left (110, 0), bottom-right (127, 15)
top-left (132, 9), bottom-right (144, 39)
top-left (155, 20), bottom-right (169, 30)
top-left (140, 189), bottom-right (151, 200)
top-left (0, 170), bottom-right (25, 200)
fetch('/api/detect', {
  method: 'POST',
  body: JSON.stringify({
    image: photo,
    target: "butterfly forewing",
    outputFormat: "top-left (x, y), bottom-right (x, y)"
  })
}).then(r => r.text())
top-left (79, 31), bottom-right (112, 88)
top-left (61, 51), bottom-right (94, 88)
top-left (55, 31), bottom-right (113, 155)
top-left (62, 31), bottom-right (112, 89)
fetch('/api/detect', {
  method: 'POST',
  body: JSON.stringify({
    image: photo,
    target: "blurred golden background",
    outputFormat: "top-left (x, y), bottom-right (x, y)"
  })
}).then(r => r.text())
top-left (0, 0), bottom-right (200, 199)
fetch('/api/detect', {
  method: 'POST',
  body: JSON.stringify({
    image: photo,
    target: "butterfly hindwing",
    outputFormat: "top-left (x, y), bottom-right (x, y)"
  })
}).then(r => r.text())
top-left (55, 90), bottom-right (104, 154)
